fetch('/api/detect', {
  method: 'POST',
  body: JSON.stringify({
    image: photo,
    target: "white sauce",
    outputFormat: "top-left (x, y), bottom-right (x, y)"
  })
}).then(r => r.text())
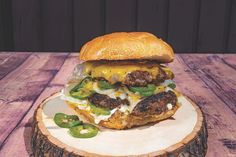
top-left (119, 93), bottom-right (127, 100)
top-left (60, 90), bottom-right (88, 110)
top-left (61, 90), bottom-right (118, 124)
top-left (126, 93), bottom-right (142, 112)
top-left (92, 108), bottom-right (118, 124)
top-left (119, 105), bottom-right (129, 113)
top-left (93, 82), bottom-right (116, 99)
top-left (92, 83), bottom-right (141, 113)
top-left (80, 129), bottom-right (89, 134)
top-left (62, 82), bottom-right (179, 124)
top-left (167, 103), bottom-right (173, 110)
top-left (165, 87), bottom-right (173, 92)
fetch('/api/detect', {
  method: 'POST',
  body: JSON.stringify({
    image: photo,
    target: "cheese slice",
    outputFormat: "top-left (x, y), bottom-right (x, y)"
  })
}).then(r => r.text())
top-left (84, 62), bottom-right (159, 84)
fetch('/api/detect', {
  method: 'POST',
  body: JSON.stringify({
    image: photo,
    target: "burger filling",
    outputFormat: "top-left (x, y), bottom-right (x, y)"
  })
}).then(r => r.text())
top-left (84, 61), bottom-right (174, 86)
top-left (62, 61), bottom-right (180, 124)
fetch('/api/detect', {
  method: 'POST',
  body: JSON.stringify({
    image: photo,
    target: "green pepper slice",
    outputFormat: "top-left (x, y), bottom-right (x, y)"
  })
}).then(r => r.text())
top-left (129, 84), bottom-right (156, 97)
top-left (129, 84), bottom-right (156, 93)
top-left (97, 80), bottom-right (115, 90)
top-left (69, 124), bottom-right (99, 138)
top-left (70, 77), bottom-right (92, 93)
top-left (71, 89), bottom-right (95, 100)
top-left (139, 91), bottom-right (154, 97)
top-left (90, 103), bottom-right (111, 116)
top-left (54, 113), bottom-right (82, 128)
top-left (70, 77), bottom-right (94, 100)
top-left (168, 82), bottom-right (176, 89)
top-left (163, 80), bottom-right (176, 89)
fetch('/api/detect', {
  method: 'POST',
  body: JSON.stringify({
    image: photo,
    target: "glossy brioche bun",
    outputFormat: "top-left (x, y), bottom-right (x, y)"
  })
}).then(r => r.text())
top-left (79, 32), bottom-right (174, 63)
top-left (66, 101), bottom-right (180, 130)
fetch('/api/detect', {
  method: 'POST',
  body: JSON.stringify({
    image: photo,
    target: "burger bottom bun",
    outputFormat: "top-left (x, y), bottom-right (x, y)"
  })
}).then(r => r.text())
top-left (66, 101), bottom-right (180, 130)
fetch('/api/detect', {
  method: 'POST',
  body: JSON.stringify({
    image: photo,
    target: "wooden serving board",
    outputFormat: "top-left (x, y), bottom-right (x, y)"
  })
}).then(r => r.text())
top-left (31, 93), bottom-right (207, 157)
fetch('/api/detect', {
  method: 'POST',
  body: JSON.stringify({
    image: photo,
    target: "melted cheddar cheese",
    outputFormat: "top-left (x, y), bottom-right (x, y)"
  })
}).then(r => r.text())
top-left (84, 62), bottom-right (159, 84)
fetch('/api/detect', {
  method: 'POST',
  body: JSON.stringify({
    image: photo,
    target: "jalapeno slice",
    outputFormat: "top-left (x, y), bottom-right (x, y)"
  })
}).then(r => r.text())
top-left (71, 89), bottom-right (95, 100)
top-left (139, 91), bottom-right (154, 97)
top-left (163, 80), bottom-right (176, 89)
top-left (70, 77), bottom-right (92, 92)
top-left (90, 103), bottom-right (111, 116)
top-left (69, 124), bottom-right (99, 138)
top-left (129, 84), bottom-right (156, 97)
top-left (70, 77), bottom-right (94, 100)
top-left (155, 85), bottom-right (166, 93)
top-left (168, 83), bottom-right (176, 89)
top-left (54, 113), bottom-right (82, 128)
top-left (97, 80), bottom-right (115, 90)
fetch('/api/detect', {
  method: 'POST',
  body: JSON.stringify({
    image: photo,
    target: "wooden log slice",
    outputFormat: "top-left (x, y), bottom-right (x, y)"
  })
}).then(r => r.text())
top-left (31, 93), bottom-right (208, 157)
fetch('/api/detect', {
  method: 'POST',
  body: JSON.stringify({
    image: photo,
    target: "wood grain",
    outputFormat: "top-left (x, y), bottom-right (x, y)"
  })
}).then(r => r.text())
top-left (0, 54), bottom-right (78, 156)
top-left (169, 55), bottom-right (236, 156)
top-left (0, 52), bottom-right (11, 59)
top-left (0, 53), bottom-right (235, 156)
top-left (0, 53), bottom-right (68, 148)
top-left (218, 54), bottom-right (236, 70)
top-left (179, 54), bottom-right (236, 114)
top-left (0, 52), bottom-right (31, 79)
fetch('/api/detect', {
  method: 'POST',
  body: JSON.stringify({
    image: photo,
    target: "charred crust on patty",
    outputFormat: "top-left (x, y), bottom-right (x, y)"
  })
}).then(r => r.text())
top-left (90, 62), bottom-right (172, 87)
top-left (123, 66), bottom-right (170, 87)
top-left (117, 97), bottom-right (130, 106)
top-left (88, 93), bottom-right (129, 110)
top-left (154, 67), bottom-right (167, 84)
top-left (124, 70), bottom-right (153, 87)
top-left (131, 91), bottom-right (177, 116)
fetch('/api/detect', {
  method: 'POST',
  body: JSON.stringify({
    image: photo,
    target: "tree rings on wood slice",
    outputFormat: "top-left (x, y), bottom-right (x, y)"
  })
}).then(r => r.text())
top-left (31, 93), bottom-right (208, 157)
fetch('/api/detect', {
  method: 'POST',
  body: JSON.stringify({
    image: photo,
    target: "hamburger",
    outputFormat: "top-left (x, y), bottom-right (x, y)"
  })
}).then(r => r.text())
top-left (61, 32), bottom-right (181, 129)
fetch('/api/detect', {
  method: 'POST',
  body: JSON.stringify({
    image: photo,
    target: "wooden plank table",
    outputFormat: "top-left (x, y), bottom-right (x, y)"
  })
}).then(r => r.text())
top-left (0, 52), bottom-right (235, 157)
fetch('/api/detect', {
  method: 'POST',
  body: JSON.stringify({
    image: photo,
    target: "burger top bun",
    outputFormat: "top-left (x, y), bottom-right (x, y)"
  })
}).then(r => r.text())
top-left (79, 32), bottom-right (174, 63)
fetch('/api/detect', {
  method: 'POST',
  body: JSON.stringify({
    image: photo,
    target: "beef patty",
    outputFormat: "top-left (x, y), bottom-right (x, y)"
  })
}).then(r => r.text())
top-left (88, 93), bottom-right (129, 110)
top-left (124, 67), bottom-right (171, 87)
top-left (154, 67), bottom-right (168, 84)
top-left (124, 70), bottom-right (153, 87)
top-left (132, 91), bottom-right (177, 116)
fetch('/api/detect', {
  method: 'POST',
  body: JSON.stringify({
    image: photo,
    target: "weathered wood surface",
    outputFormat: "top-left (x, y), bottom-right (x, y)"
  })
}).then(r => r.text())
top-left (0, 53), bottom-right (69, 147)
top-left (169, 56), bottom-right (236, 157)
top-left (0, 52), bottom-right (31, 79)
top-left (0, 53), bottom-right (78, 156)
top-left (0, 52), bottom-right (235, 156)
top-left (179, 54), bottom-right (236, 114)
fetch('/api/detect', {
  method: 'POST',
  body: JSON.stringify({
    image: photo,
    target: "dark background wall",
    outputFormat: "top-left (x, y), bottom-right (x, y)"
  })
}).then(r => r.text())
top-left (0, 0), bottom-right (236, 52)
